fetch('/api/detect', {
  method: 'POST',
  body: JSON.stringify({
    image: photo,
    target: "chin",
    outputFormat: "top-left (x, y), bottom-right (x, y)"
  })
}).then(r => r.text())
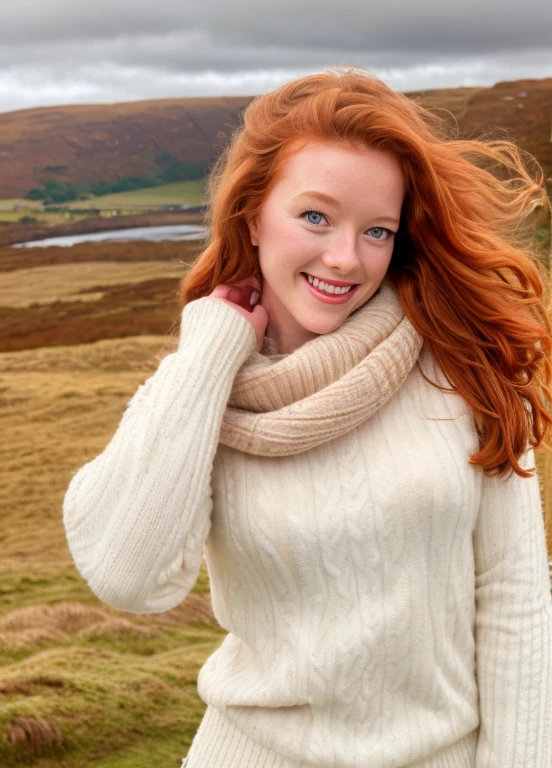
top-left (300, 315), bottom-right (349, 335)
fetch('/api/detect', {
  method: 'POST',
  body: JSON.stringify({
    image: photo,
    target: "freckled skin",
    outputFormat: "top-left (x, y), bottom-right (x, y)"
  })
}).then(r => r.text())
top-left (247, 138), bottom-right (405, 355)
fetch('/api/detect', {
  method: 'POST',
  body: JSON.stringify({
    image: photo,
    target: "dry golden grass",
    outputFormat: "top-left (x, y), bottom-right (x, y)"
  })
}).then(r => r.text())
top-left (0, 238), bottom-right (199, 271)
top-left (0, 237), bottom-right (550, 766)
top-left (0, 241), bottom-right (550, 567)
top-left (0, 199), bottom-right (43, 212)
top-left (0, 335), bottom-right (176, 572)
top-left (0, 334), bottom-right (174, 373)
top-left (536, 450), bottom-right (552, 558)
top-left (7, 715), bottom-right (63, 759)
top-left (0, 317), bottom-right (219, 764)
top-left (0, 277), bottom-right (182, 352)
top-left (0, 261), bottom-right (187, 308)
top-left (0, 596), bottom-right (215, 651)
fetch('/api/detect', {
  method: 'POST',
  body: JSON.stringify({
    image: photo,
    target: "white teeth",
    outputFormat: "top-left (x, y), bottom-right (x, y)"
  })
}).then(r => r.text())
top-left (305, 273), bottom-right (354, 295)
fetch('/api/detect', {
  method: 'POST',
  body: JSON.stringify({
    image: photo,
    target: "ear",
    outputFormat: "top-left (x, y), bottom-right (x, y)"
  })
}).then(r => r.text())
top-left (247, 215), bottom-right (259, 246)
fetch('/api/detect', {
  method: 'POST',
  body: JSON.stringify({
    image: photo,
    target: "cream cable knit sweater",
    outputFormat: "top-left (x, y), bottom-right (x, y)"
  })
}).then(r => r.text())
top-left (62, 279), bottom-right (552, 768)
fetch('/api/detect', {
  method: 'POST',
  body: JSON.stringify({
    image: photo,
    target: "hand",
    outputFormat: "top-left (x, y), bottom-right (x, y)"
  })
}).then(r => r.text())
top-left (208, 278), bottom-right (268, 354)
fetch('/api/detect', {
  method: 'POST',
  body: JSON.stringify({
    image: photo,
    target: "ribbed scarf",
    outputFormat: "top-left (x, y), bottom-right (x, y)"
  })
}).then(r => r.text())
top-left (219, 276), bottom-right (424, 456)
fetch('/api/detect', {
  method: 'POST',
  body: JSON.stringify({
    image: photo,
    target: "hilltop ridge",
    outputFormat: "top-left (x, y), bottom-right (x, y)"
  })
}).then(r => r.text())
top-left (0, 77), bottom-right (550, 199)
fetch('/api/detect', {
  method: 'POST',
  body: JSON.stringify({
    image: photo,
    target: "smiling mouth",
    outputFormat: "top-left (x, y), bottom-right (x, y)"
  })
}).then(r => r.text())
top-left (300, 273), bottom-right (361, 304)
top-left (301, 272), bottom-right (359, 293)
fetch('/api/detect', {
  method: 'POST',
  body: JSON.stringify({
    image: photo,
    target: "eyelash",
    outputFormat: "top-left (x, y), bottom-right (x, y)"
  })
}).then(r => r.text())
top-left (299, 209), bottom-right (396, 241)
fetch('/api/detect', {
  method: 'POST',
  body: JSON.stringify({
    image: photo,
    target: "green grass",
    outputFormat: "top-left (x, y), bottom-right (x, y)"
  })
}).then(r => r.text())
top-left (0, 179), bottom-right (206, 220)
top-left (0, 211), bottom-right (34, 221)
top-left (0, 571), bottom-right (94, 618)
top-left (0, 208), bottom-right (93, 226)
top-left (0, 212), bottom-right (85, 225)
top-left (0, 567), bottom-right (211, 621)
top-left (0, 629), bottom-right (222, 767)
top-left (91, 733), bottom-right (191, 768)
top-left (0, 566), bottom-right (221, 767)
top-left (0, 199), bottom-right (43, 212)
top-left (67, 181), bottom-right (207, 210)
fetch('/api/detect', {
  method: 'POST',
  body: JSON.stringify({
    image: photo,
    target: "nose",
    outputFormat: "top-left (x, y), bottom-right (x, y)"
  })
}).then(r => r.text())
top-left (321, 230), bottom-right (362, 275)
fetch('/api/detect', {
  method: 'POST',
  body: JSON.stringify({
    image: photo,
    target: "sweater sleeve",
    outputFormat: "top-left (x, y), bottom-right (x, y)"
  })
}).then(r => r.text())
top-left (62, 297), bottom-right (257, 614)
top-left (473, 445), bottom-right (552, 768)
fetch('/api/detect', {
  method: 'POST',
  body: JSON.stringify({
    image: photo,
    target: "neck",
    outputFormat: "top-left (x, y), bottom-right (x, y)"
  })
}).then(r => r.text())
top-left (264, 323), bottom-right (318, 356)
top-left (261, 288), bottom-right (320, 354)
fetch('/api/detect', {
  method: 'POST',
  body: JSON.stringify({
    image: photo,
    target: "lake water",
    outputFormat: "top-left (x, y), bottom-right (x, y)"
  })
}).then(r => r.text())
top-left (14, 224), bottom-right (208, 248)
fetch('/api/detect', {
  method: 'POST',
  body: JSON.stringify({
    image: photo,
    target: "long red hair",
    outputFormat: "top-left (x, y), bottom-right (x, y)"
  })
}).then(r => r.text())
top-left (179, 66), bottom-right (552, 479)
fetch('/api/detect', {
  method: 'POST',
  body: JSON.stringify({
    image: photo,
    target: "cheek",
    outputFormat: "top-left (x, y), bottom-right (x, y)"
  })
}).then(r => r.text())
top-left (367, 244), bottom-right (394, 272)
top-left (260, 221), bottom-right (311, 265)
top-left (260, 216), bottom-right (289, 249)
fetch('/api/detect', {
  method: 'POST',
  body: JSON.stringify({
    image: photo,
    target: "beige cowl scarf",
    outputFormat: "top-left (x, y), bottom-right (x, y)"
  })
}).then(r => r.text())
top-left (218, 276), bottom-right (425, 457)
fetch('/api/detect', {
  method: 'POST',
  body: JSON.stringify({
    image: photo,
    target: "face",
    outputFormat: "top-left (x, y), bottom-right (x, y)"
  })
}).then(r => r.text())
top-left (247, 137), bottom-right (405, 355)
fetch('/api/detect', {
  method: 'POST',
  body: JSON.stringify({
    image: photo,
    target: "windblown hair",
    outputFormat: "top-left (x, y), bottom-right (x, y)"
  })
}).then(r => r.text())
top-left (179, 66), bottom-right (552, 479)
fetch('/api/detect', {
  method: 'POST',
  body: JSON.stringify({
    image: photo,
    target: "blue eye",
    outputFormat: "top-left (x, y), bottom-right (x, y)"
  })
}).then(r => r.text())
top-left (300, 210), bottom-right (326, 226)
top-left (368, 227), bottom-right (388, 240)
top-left (300, 210), bottom-right (395, 241)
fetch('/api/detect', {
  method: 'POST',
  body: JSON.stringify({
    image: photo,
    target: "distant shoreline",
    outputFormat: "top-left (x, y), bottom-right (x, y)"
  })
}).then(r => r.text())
top-left (15, 223), bottom-right (207, 249)
top-left (0, 209), bottom-right (206, 247)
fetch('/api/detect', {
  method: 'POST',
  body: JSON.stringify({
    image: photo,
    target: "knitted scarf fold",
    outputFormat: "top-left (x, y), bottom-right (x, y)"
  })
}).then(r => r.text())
top-left (219, 276), bottom-right (424, 456)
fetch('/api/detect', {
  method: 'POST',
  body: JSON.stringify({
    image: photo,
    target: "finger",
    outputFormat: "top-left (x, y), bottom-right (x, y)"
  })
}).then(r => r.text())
top-left (210, 285), bottom-right (229, 298)
top-left (226, 286), bottom-right (244, 304)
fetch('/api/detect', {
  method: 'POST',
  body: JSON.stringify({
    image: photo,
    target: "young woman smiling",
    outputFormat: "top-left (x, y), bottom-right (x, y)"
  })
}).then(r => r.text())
top-left (63, 67), bottom-right (552, 768)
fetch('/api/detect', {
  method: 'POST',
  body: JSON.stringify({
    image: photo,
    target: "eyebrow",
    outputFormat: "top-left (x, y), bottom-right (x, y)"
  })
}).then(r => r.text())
top-left (292, 190), bottom-right (400, 226)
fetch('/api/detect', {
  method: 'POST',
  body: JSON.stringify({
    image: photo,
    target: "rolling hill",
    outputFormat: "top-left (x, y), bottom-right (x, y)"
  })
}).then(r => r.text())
top-left (0, 78), bottom-right (550, 200)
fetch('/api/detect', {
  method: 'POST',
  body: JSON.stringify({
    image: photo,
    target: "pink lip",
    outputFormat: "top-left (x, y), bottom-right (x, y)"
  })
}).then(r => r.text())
top-left (301, 273), bottom-right (360, 304)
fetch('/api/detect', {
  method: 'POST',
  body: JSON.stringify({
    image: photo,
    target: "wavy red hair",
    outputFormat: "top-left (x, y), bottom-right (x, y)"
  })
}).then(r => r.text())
top-left (179, 66), bottom-right (552, 479)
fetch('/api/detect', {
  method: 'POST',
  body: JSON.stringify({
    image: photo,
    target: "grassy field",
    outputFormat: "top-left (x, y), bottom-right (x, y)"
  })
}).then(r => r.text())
top-left (0, 210), bottom-right (96, 227)
top-left (0, 200), bottom-right (43, 213)
top-left (0, 180), bottom-right (206, 228)
top-left (0, 211), bottom-right (86, 227)
top-left (0, 351), bottom-right (223, 766)
top-left (0, 239), bottom-right (220, 766)
top-left (0, 261), bottom-right (187, 309)
top-left (0, 236), bottom-right (550, 766)
top-left (66, 180), bottom-right (206, 210)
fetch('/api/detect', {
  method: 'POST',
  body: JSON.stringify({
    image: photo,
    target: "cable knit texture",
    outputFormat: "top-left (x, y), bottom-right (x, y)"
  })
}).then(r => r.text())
top-left (62, 276), bottom-right (552, 768)
top-left (219, 278), bottom-right (423, 455)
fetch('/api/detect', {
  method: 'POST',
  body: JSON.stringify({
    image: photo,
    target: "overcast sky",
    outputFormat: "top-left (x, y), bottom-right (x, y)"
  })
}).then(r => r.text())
top-left (0, 0), bottom-right (551, 114)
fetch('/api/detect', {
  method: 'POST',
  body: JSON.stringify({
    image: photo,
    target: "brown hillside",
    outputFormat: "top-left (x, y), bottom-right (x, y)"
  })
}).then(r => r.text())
top-left (0, 78), bottom-right (551, 198)
top-left (0, 96), bottom-right (251, 198)
top-left (409, 78), bottom-right (552, 184)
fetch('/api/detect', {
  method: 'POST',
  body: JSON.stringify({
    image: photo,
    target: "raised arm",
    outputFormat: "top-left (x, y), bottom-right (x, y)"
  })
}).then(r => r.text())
top-left (62, 297), bottom-right (256, 614)
top-left (473, 446), bottom-right (552, 767)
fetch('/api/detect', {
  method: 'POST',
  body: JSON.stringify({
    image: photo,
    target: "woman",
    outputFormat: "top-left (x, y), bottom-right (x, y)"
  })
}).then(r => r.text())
top-left (62, 67), bottom-right (552, 767)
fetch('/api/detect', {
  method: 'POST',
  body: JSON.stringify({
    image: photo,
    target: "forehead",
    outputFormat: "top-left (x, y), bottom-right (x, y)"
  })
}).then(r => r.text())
top-left (273, 136), bottom-right (404, 193)
top-left (280, 136), bottom-right (364, 167)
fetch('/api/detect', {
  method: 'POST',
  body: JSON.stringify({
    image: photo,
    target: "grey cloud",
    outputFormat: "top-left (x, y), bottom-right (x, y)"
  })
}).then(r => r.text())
top-left (0, 48), bottom-right (550, 115)
top-left (0, 0), bottom-right (550, 113)
top-left (2, 0), bottom-right (552, 54)
top-left (0, 33), bottom-right (434, 73)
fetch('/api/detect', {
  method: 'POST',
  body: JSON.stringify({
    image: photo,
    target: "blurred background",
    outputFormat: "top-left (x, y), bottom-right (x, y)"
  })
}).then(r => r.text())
top-left (0, 1), bottom-right (551, 766)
